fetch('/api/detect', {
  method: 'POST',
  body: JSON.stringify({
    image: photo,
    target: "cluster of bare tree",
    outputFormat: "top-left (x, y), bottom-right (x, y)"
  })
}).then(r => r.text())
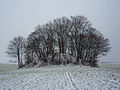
top-left (6, 15), bottom-right (110, 68)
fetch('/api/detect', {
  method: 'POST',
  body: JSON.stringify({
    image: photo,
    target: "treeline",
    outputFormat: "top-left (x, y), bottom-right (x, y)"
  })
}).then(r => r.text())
top-left (6, 15), bottom-right (110, 68)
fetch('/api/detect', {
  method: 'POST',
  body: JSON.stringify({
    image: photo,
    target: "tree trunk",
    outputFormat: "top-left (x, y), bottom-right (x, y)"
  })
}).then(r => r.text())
top-left (17, 48), bottom-right (21, 68)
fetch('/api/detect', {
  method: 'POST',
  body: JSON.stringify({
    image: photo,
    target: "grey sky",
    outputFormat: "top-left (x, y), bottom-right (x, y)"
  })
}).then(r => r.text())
top-left (0, 0), bottom-right (120, 63)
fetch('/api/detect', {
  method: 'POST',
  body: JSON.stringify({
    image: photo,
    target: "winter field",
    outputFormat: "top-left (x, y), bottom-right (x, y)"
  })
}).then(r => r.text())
top-left (0, 63), bottom-right (120, 90)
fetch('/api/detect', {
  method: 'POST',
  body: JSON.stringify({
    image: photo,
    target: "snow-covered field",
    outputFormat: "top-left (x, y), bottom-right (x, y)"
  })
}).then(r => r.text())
top-left (0, 64), bottom-right (120, 90)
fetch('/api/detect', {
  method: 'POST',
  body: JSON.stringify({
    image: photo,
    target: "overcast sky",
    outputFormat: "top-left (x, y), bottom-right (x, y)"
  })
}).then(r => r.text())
top-left (0, 0), bottom-right (120, 63)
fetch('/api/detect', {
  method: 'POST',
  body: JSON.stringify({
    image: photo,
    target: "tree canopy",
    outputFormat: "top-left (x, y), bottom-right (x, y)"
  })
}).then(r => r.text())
top-left (6, 15), bottom-right (111, 68)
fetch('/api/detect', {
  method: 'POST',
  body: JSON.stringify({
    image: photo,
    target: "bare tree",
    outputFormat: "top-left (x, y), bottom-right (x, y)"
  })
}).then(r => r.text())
top-left (53, 17), bottom-right (71, 64)
top-left (6, 36), bottom-right (26, 68)
top-left (70, 15), bottom-right (91, 63)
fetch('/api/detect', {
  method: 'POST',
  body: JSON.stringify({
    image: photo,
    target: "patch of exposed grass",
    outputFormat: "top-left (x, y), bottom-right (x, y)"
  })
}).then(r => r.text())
top-left (0, 64), bottom-right (18, 74)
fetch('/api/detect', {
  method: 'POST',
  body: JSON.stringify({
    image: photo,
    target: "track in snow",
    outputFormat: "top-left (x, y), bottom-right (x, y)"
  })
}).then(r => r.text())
top-left (0, 65), bottom-right (120, 90)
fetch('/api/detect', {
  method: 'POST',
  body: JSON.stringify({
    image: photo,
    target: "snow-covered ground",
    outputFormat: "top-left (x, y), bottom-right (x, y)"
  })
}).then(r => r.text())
top-left (0, 64), bottom-right (120, 90)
